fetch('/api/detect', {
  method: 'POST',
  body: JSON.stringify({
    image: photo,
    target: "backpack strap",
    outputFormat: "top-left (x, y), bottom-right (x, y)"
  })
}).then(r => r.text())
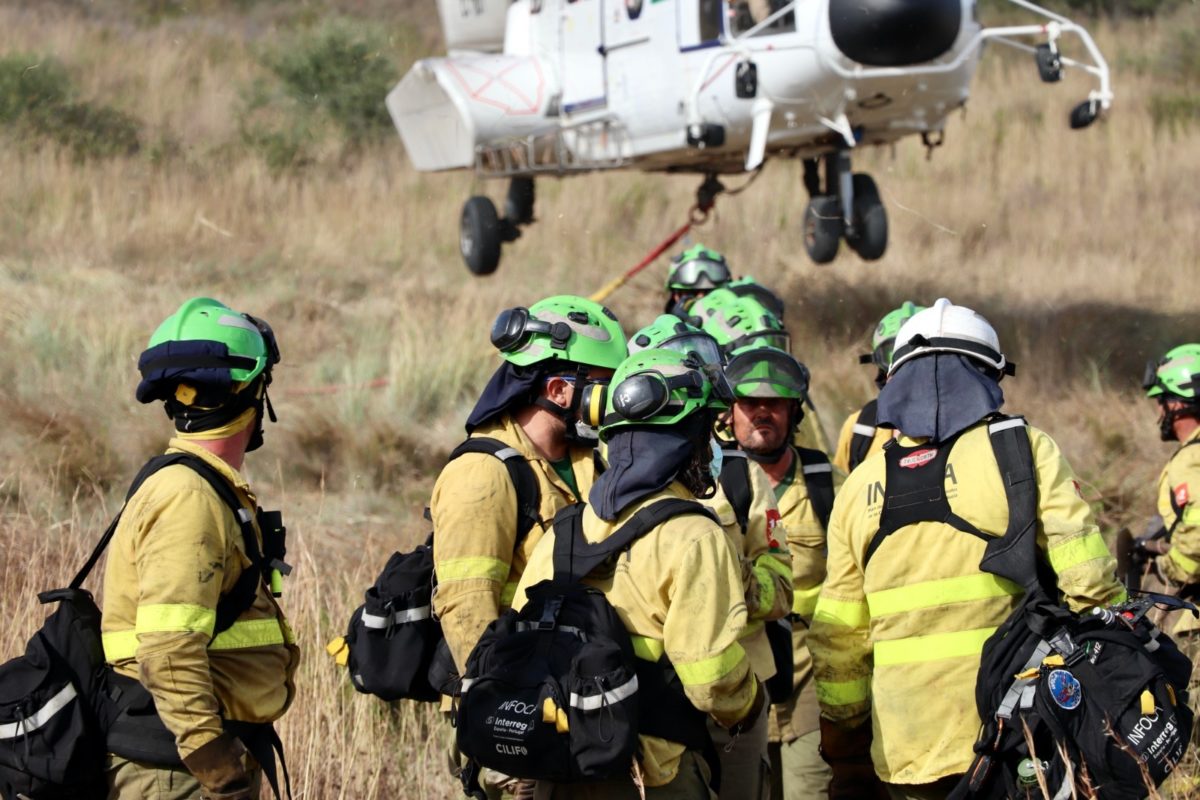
top-left (551, 499), bottom-right (716, 584)
top-left (70, 453), bottom-right (267, 635)
top-left (848, 399), bottom-right (879, 471)
top-left (796, 447), bottom-right (835, 531)
top-left (449, 437), bottom-right (543, 544)
top-left (977, 415), bottom-right (1045, 594)
top-left (717, 451), bottom-right (752, 536)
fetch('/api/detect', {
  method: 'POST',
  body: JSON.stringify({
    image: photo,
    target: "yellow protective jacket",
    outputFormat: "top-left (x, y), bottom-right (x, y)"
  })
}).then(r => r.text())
top-left (1155, 426), bottom-right (1200, 635)
top-left (430, 414), bottom-right (599, 672)
top-left (704, 452), bottom-right (793, 681)
top-left (101, 439), bottom-right (299, 759)
top-left (809, 420), bottom-right (1124, 785)
top-left (794, 401), bottom-right (833, 455)
top-left (769, 446), bottom-right (843, 743)
top-left (513, 482), bottom-right (757, 787)
top-left (832, 405), bottom-right (894, 474)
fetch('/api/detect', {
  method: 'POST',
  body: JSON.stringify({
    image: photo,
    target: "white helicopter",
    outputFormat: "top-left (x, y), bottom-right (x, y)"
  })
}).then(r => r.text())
top-left (387, 0), bottom-right (1112, 273)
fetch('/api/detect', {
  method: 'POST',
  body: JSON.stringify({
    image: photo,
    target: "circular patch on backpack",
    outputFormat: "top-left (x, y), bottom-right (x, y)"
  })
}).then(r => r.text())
top-left (1048, 669), bottom-right (1082, 710)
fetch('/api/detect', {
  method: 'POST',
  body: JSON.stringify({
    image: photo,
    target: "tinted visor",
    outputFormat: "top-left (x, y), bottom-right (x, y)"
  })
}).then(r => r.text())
top-left (661, 332), bottom-right (724, 367)
top-left (671, 259), bottom-right (731, 290)
top-left (726, 330), bottom-right (792, 356)
top-left (725, 348), bottom-right (809, 398)
top-left (243, 313), bottom-right (281, 366)
top-left (1143, 359), bottom-right (1162, 391)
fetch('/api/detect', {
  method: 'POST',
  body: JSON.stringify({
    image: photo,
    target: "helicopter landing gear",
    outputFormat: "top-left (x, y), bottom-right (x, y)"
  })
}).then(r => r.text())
top-left (800, 153), bottom-right (889, 264)
top-left (459, 177), bottom-right (535, 275)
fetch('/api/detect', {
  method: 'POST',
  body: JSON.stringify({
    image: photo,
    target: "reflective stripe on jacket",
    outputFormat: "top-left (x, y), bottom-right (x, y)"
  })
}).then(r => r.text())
top-left (430, 414), bottom-right (598, 672)
top-left (513, 482), bottom-right (755, 788)
top-left (101, 438), bottom-right (299, 759)
top-left (809, 421), bottom-right (1124, 785)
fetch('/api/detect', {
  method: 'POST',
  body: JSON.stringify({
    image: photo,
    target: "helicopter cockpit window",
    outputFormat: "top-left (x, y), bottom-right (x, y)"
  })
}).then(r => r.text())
top-left (727, 0), bottom-right (795, 35)
top-left (699, 0), bottom-right (723, 42)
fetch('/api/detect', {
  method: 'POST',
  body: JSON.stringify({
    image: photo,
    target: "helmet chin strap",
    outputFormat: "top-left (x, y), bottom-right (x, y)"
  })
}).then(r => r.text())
top-left (1160, 404), bottom-right (1199, 442)
top-left (533, 365), bottom-right (593, 444)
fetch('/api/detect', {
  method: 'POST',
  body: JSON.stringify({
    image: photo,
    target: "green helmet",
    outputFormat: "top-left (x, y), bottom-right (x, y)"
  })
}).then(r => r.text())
top-left (666, 244), bottom-right (733, 291)
top-left (136, 297), bottom-right (279, 404)
top-left (600, 348), bottom-right (733, 439)
top-left (490, 295), bottom-right (627, 371)
top-left (628, 315), bottom-right (724, 366)
top-left (691, 292), bottom-right (790, 355)
top-left (725, 344), bottom-right (810, 400)
top-left (862, 301), bottom-right (925, 371)
top-left (727, 276), bottom-right (785, 320)
top-left (1144, 344), bottom-right (1200, 401)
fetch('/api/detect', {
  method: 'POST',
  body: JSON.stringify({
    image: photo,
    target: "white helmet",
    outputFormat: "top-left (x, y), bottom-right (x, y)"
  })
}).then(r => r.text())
top-left (888, 298), bottom-right (1014, 378)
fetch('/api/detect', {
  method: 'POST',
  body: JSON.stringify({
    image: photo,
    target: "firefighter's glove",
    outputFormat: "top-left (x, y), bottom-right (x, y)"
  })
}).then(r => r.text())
top-left (819, 716), bottom-right (889, 800)
top-left (726, 678), bottom-right (767, 738)
top-left (182, 733), bottom-right (253, 800)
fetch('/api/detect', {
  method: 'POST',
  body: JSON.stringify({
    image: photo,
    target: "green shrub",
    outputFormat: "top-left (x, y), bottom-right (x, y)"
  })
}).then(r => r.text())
top-left (0, 54), bottom-right (141, 160)
top-left (1148, 93), bottom-right (1200, 134)
top-left (264, 22), bottom-right (398, 145)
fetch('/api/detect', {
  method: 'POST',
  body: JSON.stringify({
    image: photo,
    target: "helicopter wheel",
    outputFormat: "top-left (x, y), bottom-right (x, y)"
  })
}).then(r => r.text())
top-left (803, 195), bottom-right (842, 264)
top-left (461, 196), bottom-right (503, 276)
top-left (846, 174), bottom-right (888, 261)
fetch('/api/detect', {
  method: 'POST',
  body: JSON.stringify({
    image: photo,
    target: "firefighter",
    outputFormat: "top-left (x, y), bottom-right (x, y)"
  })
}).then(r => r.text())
top-left (665, 244), bottom-right (734, 319)
top-left (691, 291), bottom-right (832, 455)
top-left (831, 302), bottom-right (924, 474)
top-left (1137, 345), bottom-right (1200, 644)
top-left (723, 344), bottom-right (841, 800)
top-left (514, 348), bottom-right (762, 799)
top-left (631, 319), bottom-right (791, 800)
top-left (103, 297), bottom-right (299, 800)
top-left (809, 298), bottom-right (1125, 800)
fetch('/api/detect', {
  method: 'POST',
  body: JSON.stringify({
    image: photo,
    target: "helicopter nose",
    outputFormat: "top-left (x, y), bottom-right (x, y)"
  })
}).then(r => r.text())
top-left (829, 0), bottom-right (963, 67)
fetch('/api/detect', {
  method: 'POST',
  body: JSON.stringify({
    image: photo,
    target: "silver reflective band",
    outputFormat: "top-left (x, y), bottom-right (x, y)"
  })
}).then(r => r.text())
top-left (722, 450), bottom-right (747, 460)
top-left (361, 605), bottom-right (431, 629)
top-left (569, 674), bottom-right (638, 711)
top-left (988, 418), bottom-right (1026, 433)
top-left (237, 508), bottom-right (252, 524)
top-left (494, 447), bottom-right (521, 461)
top-left (802, 463), bottom-right (833, 475)
top-left (0, 684), bottom-right (77, 740)
top-left (853, 424), bottom-right (877, 437)
top-left (460, 678), bottom-right (475, 693)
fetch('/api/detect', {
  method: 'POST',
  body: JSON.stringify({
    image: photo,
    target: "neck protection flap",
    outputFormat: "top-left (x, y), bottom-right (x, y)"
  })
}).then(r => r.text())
top-left (466, 362), bottom-right (545, 434)
top-left (590, 425), bottom-right (697, 521)
top-left (876, 353), bottom-right (1004, 443)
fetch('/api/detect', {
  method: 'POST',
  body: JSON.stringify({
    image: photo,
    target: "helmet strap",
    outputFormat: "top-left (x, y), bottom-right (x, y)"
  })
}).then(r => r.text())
top-left (534, 365), bottom-right (594, 444)
top-left (1159, 401), bottom-right (1200, 442)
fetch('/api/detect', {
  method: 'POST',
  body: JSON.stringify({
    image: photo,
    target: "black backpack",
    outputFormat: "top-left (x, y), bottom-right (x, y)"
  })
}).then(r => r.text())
top-left (340, 437), bottom-right (540, 703)
top-left (948, 420), bottom-right (1197, 800)
top-left (847, 398), bottom-right (879, 472)
top-left (719, 447), bottom-right (834, 703)
top-left (456, 499), bottom-right (714, 784)
top-left (0, 453), bottom-right (280, 800)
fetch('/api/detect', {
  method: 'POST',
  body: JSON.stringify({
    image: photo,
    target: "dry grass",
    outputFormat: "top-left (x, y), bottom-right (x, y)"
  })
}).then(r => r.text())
top-left (0, 0), bottom-right (1199, 796)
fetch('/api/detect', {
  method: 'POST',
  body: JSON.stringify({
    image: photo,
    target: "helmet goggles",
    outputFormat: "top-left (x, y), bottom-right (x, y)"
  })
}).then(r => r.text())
top-left (491, 307), bottom-right (572, 353)
top-left (659, 332), bottom-right (724, 367)
top-left (669, 258), bottom-right (732, 291)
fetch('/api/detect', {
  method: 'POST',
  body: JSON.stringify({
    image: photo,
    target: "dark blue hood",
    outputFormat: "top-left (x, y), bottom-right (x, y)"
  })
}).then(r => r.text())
top-left (465, 362), bottom-right (544, 434)
top-left (876, 353), bottom-right (1004, 443)
top-left (589, 428), bottom-right (696, 521)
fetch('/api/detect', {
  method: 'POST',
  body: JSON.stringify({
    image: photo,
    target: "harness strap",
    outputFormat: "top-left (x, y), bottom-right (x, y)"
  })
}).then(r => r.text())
top-left (550, 499), bottom-right (716, 583)
top-left (717, 451), bottom-right (752, 536)
top-left (449, 437), bottom-right (543, 544)
top-left (796, 447), bottom-right (835, 531)
top-left (849, 399), bottom-right (879, 471)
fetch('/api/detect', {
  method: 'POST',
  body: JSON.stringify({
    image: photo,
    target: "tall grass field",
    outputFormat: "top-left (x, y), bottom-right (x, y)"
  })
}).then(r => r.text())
top-left (1, 0), bottom-right (1199, 796)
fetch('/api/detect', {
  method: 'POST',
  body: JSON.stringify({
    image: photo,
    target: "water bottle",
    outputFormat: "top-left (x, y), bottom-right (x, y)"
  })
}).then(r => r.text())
top-left (1017, 758), bottom-right (1041, 788)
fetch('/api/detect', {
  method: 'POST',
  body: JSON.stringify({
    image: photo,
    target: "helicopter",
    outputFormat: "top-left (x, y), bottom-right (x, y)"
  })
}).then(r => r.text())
top-left (387, 0), bottom-right (1112, 274)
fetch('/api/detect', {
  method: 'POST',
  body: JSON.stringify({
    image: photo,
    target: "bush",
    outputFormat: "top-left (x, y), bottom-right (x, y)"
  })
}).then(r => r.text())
top-left (0, 54), bottom-right (141, 160)
top-left (265, 22), bottom-right (398, 145)
top-left (1148, 93), bottom-right (1200, 134)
